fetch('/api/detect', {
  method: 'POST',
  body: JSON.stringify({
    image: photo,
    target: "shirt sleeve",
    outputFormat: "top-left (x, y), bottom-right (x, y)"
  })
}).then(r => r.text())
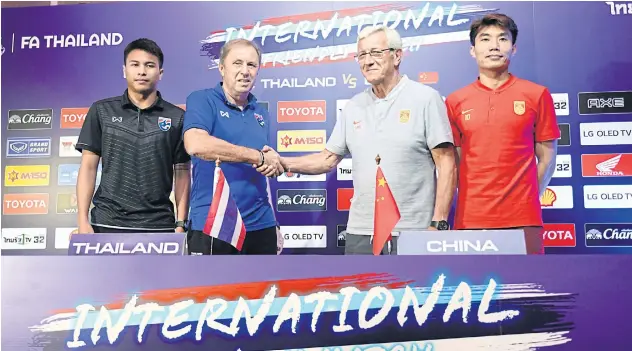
top-left (183, 91), bottom-right (215, 135)
top-left (445, 96), bottom-right (462, 147)
top-left (424, 89), bottom-right (455, 149)
top-left (325, 102), bottom-right (349, 156)
top-left (173, 109), bottom-right (191, 164)
top-left (75, 103), bottom-right (102, 156)
top-left (535, 88), bottom-right (561, 142)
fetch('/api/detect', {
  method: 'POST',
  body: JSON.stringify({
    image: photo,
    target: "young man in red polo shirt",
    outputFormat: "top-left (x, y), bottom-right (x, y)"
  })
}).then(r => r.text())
top-left (445, 13), bottom-right (559, 254)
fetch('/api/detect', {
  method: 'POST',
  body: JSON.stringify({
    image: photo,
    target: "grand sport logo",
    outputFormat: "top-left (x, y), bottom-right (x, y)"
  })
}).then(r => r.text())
top-left (6, 137), bottom-right (51, 158)
top-left (276, 189), bottom-right (327, 212)
top-left (7, 109), bottom-right (53, 130)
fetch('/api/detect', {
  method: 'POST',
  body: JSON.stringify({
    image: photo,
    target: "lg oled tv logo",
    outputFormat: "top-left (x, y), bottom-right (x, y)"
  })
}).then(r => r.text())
top-left (278, 226), bottom-right (327, 248)
top-left (580, 122), bottom-right (632, 146)
top-left (583, 185), bottom-right (632, 209)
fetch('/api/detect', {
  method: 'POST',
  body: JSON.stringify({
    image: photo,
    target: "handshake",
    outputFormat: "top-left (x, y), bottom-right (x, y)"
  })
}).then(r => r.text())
top-left (252, 145), bottom-right (288, 178)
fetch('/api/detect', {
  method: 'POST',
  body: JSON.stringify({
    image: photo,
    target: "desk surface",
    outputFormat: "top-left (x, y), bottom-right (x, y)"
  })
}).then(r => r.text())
top-left (2, 255), bottom-right (631, 351)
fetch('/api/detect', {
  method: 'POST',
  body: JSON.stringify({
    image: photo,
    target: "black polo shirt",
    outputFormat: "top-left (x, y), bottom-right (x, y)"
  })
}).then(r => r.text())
top-left (75, 90), bottom-right (190, 230)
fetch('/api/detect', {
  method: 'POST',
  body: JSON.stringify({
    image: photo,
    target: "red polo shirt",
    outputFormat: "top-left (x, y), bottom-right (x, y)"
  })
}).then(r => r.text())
top-left (445, 74), bottom-right (560, 229)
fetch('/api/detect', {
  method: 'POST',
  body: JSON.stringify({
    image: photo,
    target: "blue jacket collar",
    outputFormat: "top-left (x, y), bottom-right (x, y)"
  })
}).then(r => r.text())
top-left (213, 82), bottom-right (258, 110)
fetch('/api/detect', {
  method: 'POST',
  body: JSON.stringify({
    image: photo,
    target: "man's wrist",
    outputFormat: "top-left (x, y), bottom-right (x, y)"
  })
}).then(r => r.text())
top-left (175, 220), bottom-right (188, 230)
top-left (257, 150), bottom-right (265, 167)
top-left (430, 220), bottom-right (450, 230)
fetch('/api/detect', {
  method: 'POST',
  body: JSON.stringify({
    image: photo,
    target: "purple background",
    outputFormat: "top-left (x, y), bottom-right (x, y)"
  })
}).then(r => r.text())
top-left (2, 1), bottom-right (632, 255)
top-left (2, 255), bottom-right (632, 349)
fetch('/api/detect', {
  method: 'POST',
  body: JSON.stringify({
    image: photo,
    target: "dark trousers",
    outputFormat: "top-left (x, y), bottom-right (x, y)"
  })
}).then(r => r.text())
top-left (93, 225), bottom-right (175, 234)
top-left (187, 226), bottom-right (277, 255)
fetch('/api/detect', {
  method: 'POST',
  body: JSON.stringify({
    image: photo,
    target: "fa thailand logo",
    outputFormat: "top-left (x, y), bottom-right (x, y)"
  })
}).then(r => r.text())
top-left (158, 117), bottom-right (171, 131)
top-left (254, 113), bottom-right (265, 127)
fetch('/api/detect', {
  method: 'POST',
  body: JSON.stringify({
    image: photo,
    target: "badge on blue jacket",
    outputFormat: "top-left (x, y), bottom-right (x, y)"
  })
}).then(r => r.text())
top-left (254, 113), bottom-right (265, 127)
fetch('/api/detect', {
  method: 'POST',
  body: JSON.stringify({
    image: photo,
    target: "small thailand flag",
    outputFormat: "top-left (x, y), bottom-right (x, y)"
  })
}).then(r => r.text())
top-left (202, 161), bottom-right (247, 250)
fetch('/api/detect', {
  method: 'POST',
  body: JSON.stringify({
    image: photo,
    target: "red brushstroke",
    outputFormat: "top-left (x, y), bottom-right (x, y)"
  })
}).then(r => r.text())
top-left (52, 273), bottom-right (412, 314)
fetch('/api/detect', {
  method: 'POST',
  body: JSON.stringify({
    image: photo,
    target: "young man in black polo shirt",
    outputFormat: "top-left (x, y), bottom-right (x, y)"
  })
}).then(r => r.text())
top-left (75, 38), bottom-right (191, 234)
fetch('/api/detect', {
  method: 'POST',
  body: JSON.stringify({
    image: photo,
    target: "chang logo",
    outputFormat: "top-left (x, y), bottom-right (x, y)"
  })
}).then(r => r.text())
top-left (277, 195), bottom-right (292, 205)
top-left (586, 229), bottom-right (603, 240)
top-left (276, 189), bottom-right (327, 212)
top-left (8, 115), bottom-right (21, 124)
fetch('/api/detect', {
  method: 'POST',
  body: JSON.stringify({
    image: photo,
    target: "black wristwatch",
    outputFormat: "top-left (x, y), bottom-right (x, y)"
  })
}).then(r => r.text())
top-left (430, 220), bottom-right (450, 230)
top-left (175, 220), bottom-right (188, 231)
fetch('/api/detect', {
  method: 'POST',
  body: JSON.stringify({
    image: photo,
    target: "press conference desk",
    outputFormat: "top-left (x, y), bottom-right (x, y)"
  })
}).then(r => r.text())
top-left (64, 229), bottom-right (529, 256)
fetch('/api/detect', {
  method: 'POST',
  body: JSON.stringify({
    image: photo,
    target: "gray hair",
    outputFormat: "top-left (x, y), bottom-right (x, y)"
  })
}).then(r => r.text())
top-left (357, 25), bottom-right (403, 50)
top-left (219, 38), bottom-right (263, 66)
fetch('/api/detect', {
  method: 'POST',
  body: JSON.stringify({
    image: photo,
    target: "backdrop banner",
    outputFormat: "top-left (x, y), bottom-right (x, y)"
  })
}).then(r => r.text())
top-left (2, 1), bottom-right (632, 255)
top-left (1, 255), bottom-right (632, 350)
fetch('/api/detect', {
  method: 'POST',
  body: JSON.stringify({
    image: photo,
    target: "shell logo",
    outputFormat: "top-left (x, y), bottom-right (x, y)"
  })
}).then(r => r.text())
top-left (540, 188), bottom-right (557, 207)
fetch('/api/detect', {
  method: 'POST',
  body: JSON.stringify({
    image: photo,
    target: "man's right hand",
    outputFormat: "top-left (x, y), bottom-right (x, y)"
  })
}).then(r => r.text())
top-left (254, 145), bottom-right (284, 177)
top-left (78, 221), bottom-right (94, 234)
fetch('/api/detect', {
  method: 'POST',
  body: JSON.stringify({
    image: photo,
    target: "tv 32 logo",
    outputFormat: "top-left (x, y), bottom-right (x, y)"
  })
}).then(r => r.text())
top-left (556, 163), bottom-right (570, 172)
top-left (554, 101), bottom-right (567, 110)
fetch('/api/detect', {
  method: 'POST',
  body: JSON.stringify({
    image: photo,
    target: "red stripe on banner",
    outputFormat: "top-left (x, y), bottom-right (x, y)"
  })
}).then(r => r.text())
top-left (203, 169), bottom-right (226, 234)
top-left (236, 225), bottom-right (246, 251)
top-left (51, 273), bottom-right (411, 314)
top-left (259, 4), bottom-right (411, 26)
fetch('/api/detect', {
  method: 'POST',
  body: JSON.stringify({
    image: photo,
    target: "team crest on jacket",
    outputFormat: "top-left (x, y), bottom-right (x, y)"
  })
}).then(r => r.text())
top-left (158, 117), bottom-right (172, 131)
top-left (513, 101), bottom-right (526, 116)
top-left (254, 113), bottom-right (265, 127)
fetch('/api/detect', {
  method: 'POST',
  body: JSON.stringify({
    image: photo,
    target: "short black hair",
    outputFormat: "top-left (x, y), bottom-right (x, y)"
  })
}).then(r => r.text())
top-left (469, 13), bottom-right (519, 46)
top-left (123, 38), bottom-right (164, 68)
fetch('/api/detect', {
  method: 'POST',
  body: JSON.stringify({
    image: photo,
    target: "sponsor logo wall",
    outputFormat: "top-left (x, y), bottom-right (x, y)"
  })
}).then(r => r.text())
top-left (2, 1), bottom-right (632, 254)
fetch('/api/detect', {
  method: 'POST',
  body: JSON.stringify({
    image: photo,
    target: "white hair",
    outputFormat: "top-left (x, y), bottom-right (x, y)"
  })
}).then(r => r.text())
top-left (356, 25), bottom-right (403, 50)
top-left (219, 38), bottom-right (262, 66)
